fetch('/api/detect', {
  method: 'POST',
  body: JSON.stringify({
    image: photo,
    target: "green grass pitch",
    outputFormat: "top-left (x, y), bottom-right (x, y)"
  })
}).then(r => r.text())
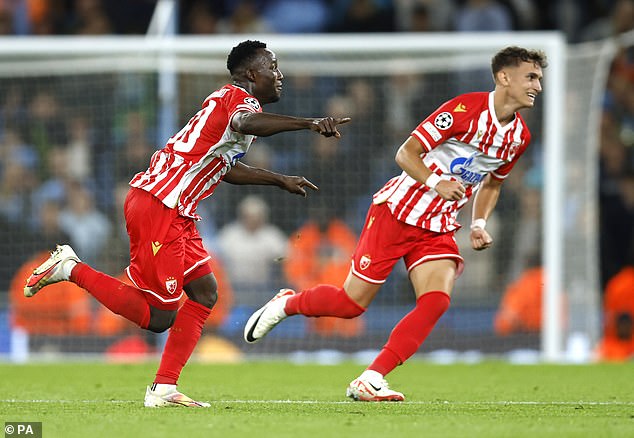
top-left (1, 361), bottom-right (632, 437)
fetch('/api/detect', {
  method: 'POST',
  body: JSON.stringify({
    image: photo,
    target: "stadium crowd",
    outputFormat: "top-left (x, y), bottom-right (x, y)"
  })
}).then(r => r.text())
top-left (0, 0), bottom-right (632, 360)
top-left (0, 1), bottom-right (628, 43)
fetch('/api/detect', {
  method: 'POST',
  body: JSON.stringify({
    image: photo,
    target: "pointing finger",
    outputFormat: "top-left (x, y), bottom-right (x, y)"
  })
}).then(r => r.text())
top-left (303, 178), bottom-right (319, 191)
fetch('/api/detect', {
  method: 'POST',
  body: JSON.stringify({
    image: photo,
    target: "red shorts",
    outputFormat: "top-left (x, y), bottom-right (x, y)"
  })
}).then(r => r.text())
top-left (351, 202), bottom-right (464, 284)
top-left (123, 187), bottom-right (212, 310)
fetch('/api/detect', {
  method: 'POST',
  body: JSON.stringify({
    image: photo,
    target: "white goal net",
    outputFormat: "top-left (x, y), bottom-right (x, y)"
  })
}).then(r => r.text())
top-left (0, 33), bottom-right (605, 362)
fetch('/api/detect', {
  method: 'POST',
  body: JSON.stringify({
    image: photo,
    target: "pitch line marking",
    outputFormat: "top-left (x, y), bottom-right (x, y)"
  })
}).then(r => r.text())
top-left (2, 399), bottom-right (634, 406)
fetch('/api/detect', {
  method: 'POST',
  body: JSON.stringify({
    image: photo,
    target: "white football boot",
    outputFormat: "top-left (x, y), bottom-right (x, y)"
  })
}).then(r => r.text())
top-left (244, 288), bottom-right (295, 343)
top-left (346, 370), bottom-right (405, 402)
top-left (24, 244), bottom-right (80, 297)
top-left (144, 384), bottom-right (210, 408)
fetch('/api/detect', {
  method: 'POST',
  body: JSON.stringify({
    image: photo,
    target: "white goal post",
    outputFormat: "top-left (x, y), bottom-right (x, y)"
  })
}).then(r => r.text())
top-left (0, 32), bottom-right (603, 362)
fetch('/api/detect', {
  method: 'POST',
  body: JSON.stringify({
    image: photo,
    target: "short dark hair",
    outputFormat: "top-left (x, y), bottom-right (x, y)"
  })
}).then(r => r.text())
top-left (227, 40), bottom-right (267, 75)
top-left (491, 46), bottom-right (548, 75)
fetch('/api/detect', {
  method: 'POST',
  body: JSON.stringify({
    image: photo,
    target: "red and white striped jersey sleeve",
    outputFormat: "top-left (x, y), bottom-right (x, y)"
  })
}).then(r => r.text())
top-left (373, 91), bottom-right (532, 233)
top-left (130, 84), bottom-right (262, 220)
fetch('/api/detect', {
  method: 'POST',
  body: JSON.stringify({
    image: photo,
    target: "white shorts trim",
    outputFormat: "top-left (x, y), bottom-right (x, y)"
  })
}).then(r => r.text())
top-left (125, 266), bottom-right (183, 303)
top-left (407, 254), bottom-right (465, 278)
top-left (350, 261), bottom-right (386, 284)
top-left (184, 255), bottom-right (212, 276)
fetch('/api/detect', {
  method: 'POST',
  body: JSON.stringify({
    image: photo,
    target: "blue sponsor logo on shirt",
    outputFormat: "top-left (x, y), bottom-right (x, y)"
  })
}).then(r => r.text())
top-left (449, 154), bottom-right (484, 184)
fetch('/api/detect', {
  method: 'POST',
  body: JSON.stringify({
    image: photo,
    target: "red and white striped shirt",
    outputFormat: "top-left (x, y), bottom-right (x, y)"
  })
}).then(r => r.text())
top-left (129, 84), bottom-right (262, 219)
top-left (373, 91), bottom-right (531, 233)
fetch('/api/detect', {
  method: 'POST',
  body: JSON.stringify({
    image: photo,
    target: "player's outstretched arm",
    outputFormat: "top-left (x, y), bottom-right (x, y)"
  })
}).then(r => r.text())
top-left (232, 111), bottom-right (351, 138)
top-left (224, 162), bottom-right (318, 197)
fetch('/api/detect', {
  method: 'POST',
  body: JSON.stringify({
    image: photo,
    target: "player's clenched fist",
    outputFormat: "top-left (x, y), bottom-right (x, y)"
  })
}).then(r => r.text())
top-left (434, 180), bottom-right (466, 201)
top-left (470, 226), bottom-right (493, 251)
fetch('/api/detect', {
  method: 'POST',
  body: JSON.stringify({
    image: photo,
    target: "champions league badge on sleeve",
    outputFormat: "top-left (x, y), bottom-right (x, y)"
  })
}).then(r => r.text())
top-left (244, 97), bottom-right (261, 111)
top-left (434, 112), bottom-right (453, 130)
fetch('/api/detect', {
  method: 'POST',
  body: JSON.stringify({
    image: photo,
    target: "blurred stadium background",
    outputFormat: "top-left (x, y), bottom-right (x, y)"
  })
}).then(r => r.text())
top-left (0, 0), bottom-right (632, 365)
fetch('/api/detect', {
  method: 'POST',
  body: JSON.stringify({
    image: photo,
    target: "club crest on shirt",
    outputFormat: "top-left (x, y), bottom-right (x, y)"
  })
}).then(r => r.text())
top-left (244, 97), bottom-right (260, 111)
top-left (359, 255), bottom-right (372, 270)
top-left (165, 277), bottom-right (178, 295)
top-left (434, 112), bottom-right (453, 130)
top-left (508, 141), bottom-right (522, 158)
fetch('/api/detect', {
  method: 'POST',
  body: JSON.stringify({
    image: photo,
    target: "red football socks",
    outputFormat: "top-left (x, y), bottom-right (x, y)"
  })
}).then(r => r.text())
top-left (368, 291), bottom-right (451, 376)
top-left (284, 284), bottom-right (365, 318)
top-left (154, 299), bottom-right (211, 385)
top-left (71, 263), bottom-right (151, 329)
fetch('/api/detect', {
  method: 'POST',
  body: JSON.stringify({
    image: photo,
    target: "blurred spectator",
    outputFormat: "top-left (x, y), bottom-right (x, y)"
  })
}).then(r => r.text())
top-left (395, 0), bottom-right (455, 32)
top-left (181, 0), bottom-right (220, 34)
top-left (307, 87), bottom-right (380, 211)
top-left (17, 0), bottom-right (68, 35)
top-left (600, 164), bottom-right (634, 287)
top-left (453, 0), bottom-right (514, 32)
top-left (505, 0), bottom-right (538, 30)
top-left (10, 250), bottom-right (92, 336)
top-left (102, 0), bottom-right (154, 34)
top-left (383, 74), bottom-right (425, 145)
top-left (0, 84), bottom-right (29, 138)
top-left (505, 165), bottom-right (543, 283)
top-left (217, 0), bottom-right (270, 34)
top-left (603, 52), bottom-right (634, 149)
top-left (30, 146), bottom-right (72, 225)
top-left (581, 0), bottom-right (634, 42)
top-left (98, 180), bottom-right (133, 275)
top-left (330, 0), bottom-right (396, 32)
top-left (0, 213), bottom-right (32, 292)
top-left (66, 114), bottom-right (93, 181)
top-left (407, 2), bottom-right (431, 32)
top-left (218, 195), bottom-right (287, 297)
top-left (301, 129), bottom-right (353, 221)
top-left (58, 180), bottom-right (111, 267)
top-left (0, 6), bottom-right (13, 34)
top-left (494, 253), bottom-right (543, 336)
top-left (71, 0), bottom-right (113, 35)
top-left (27, 90), bottom-right (67, 175)
top-left (595, 237), bottom-right (634, 361)
top-left (28, 199), bottom-right (71, 252)
top-left (283, 203), bottom-right (364, 337)
top-left (114, 110), bottom-right (156, 182)
top-left (0, 160), bottom-right (36, 225)
top-left (262, 0), bottom-right (329, 33)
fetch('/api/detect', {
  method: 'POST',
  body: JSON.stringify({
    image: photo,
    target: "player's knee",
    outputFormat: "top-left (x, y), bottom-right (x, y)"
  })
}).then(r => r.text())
top-left (184, 275), bottom-right (217, 309)
top-left (147, 307), bottom-right (177, 333)
top-left (341, 305), bottom-right (365, 319)
top-left (189, 288), bottom-right (217, 309)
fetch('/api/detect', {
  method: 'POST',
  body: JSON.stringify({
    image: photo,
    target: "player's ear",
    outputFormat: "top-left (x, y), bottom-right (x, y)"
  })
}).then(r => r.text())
top-left (498, 69), bottom-right (510, 86)
top-left (245, 68), bottom-right (257, 82)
